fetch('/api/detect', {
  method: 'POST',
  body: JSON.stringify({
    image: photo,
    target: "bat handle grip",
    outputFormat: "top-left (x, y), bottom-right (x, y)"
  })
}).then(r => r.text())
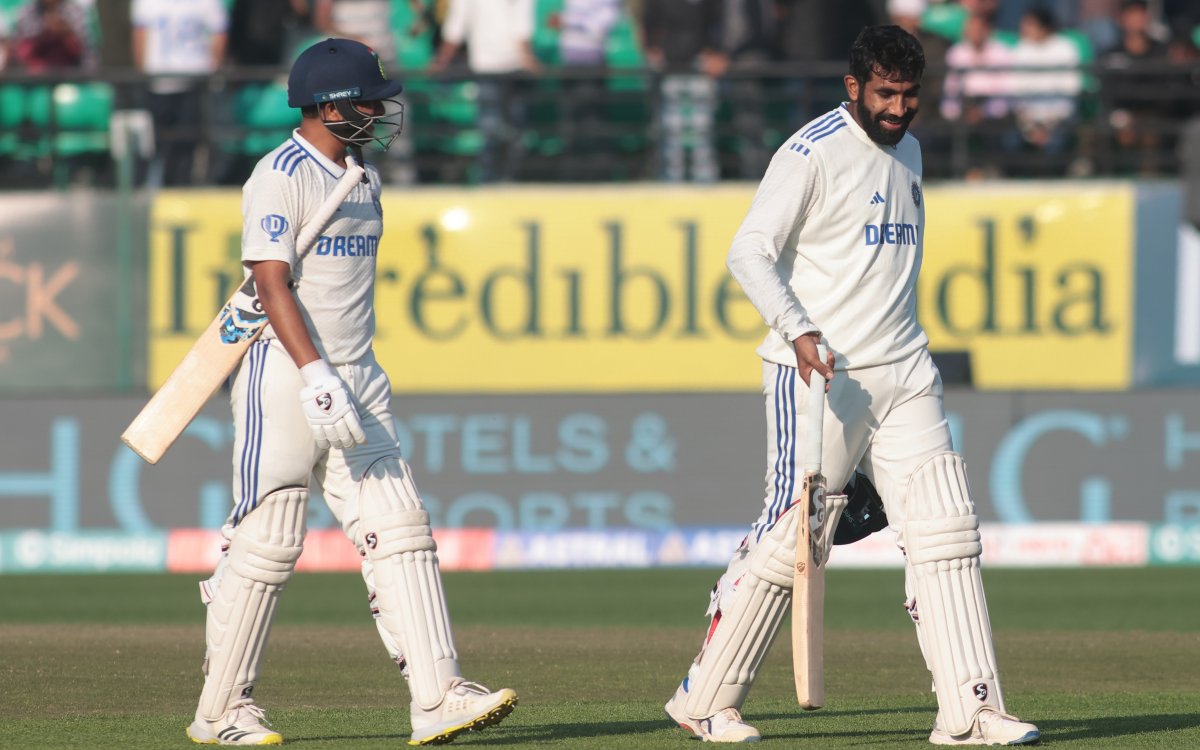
top-left (803, 344), bottom-right (827, 473)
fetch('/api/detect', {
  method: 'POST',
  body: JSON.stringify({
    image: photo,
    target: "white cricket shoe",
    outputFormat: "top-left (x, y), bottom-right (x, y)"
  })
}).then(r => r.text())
top-left (664, 680), bottom-right (760, 743)
top-left (408, 680), bottom-right (517, 746)
top-left (929, 708), bottom-right (1040, 746)
top-left (186, 702), bottom-right (283, 746)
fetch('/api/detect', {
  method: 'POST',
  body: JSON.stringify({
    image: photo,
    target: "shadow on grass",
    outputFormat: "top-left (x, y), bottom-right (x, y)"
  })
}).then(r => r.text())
top-left (1039, 712), bottom-right (1200, 743)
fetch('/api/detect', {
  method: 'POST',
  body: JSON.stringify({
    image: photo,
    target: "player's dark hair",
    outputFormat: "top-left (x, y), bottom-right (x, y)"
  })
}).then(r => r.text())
top-left (301, 104), bottom-right (319, 118)
top-left (849, 25), bottom-right (925, 85)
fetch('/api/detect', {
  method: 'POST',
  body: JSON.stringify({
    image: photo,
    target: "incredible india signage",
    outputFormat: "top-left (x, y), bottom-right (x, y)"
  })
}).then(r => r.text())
top-left (147, 184), bottom-right (1135, 393)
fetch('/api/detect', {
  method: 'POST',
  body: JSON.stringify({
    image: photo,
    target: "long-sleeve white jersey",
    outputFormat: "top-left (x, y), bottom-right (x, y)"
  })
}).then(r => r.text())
top-left (726, 104), bottom-right (928, 370)
top-left (241, 131), bottom-right (383, 365)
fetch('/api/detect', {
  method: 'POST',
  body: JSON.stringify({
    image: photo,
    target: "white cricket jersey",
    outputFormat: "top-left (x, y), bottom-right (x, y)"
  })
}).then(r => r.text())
top-left (726, 104), bottom-right (928, 370)
top-left (241, 131), bottom-right (383, 365)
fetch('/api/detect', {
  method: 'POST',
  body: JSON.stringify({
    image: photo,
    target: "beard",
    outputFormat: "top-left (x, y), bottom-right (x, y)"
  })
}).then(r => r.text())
top-left (855, 98), bottom-right (916, 146)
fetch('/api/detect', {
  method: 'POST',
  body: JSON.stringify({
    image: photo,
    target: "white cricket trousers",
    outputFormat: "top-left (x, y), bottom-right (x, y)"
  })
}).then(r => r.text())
top-left (228, 338), bottom-right (415, 541)
top-left (748, 347), bottom-right (953, 544)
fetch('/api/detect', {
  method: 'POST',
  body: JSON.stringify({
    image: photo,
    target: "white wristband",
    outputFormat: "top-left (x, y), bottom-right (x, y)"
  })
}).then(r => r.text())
top-left (299, 359), bottom-right (336, 387)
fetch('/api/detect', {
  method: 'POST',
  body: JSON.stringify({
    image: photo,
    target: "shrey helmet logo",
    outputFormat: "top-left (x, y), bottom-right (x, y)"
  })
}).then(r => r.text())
top-left (261, 214), bottom-right (288, 242)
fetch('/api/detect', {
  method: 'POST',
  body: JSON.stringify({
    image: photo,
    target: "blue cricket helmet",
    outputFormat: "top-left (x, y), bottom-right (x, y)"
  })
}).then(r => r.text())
top-left (287, 38), bottom-right (404, 108)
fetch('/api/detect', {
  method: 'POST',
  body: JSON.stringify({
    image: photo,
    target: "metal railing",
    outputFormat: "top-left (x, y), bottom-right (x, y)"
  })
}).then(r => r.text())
top-left (0, 59), bottom-right (1196, 188)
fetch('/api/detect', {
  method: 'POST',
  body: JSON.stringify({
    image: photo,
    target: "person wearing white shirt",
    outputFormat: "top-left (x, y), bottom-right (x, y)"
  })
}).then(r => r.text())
top-left (1007, 7), bottom-right (1082, 158)
top-left (131, 0), bottom-right (228, 185)
top-left (662, 25), bottom-right (1040, 747)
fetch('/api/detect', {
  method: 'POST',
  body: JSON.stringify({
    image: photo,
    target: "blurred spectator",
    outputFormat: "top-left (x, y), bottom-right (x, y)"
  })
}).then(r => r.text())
top-left (942, 12), bottom-right (1014, 122)
top-left (13, 0), bottom-right (93, 72)
top-left (552, 0), bottom-right (621, 66)
top-left (641, 0), bottom-right (723, 182)
top-left (314, 0), bottom-right (394, 63)
top-left (548, 0), bottom-right (622, 170)
top-left (229, 0), bottom-right (310, 67)
top-left (1005, 6), bottom-right (1082, 169)
top-left (95, 0), bottom-right (134, 69)
top-left (1101, 0), bottom-right (1171, 174)
top-left (1078, 0), bottom-right (1122, 52)
top-left (0, 9), bottom-right (10, 71)
top-left (942, 12), bottom-right (1015, 178)
top-left (132, 0), bottom-right (228, 186)
top-left (432, 0), bottom-right (538, 182)
top-left (711, 0), bottom-right (777, 178)
top-left (773, 0), bottom-right (879, 142)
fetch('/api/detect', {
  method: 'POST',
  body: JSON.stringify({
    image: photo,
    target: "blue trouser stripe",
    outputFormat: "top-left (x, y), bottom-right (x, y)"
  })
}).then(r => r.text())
top-left (757, 365), bottom-right (796, 540)
top-left (234, 341), bottom-right (267, 525)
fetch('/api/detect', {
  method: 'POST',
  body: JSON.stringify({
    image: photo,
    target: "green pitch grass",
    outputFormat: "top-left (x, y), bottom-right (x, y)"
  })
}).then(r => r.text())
top-left (2, 568), bottom-right (1198, 748)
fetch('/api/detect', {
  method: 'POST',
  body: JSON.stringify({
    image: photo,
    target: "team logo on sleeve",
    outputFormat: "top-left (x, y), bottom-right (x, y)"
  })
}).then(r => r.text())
top-left (911, 181), bottom-right (922, 208)
top-left (261, 214), bottom-right (289, 242)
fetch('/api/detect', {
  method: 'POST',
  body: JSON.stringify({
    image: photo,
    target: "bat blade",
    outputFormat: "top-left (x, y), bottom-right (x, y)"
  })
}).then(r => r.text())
top-left (793, 343), bottom-right (830, 710)
top-left (793, 469), bottom-right (828, 710)
top-left (120, 278), bottom-right (265, 463)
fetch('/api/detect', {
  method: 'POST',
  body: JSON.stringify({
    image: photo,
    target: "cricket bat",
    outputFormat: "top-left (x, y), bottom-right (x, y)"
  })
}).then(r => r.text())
top-left (792, 344), bottom-right (848, 710)
top-left (121, 159), bottom-right (365, 464)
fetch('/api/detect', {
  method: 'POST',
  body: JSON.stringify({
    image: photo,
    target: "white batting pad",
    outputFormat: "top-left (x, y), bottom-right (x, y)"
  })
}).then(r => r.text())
top-left (683, 505), bottom-right (799, 718)
top-left (904, 452), bottom-right (1005, 735)
top-left (358, 457), bottom-right (460, 710)
top-left (197, 488), bottom-right (307, 721)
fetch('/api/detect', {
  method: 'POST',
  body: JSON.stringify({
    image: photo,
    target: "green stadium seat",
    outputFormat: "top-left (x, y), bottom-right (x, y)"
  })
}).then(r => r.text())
top-left (0, 85), bottom-right (52, 160)
top-left (234, 82), bottom-right (296, 157)
top-left (52, 82), bottom-right (113, 156)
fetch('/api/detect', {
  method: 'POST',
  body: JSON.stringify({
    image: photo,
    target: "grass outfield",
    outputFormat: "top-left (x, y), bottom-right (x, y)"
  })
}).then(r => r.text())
top-left (2, 568), bottom-right (1198, 748)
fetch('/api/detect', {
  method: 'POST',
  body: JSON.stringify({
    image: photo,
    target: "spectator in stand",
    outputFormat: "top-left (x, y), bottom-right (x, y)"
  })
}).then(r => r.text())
top-left (547, 0), bottom-right (622, 171)
top-left (12, 0), bottom-right (93, 72)
top-left (431, 0), bottom-right (539, 182)
top-left (314, 0), bottom-right (395, 63)
top-left (1005, 6), bottom-right (1082, 172)
top-left (942, 11), bottom-right (1015, 177)
top-left (229, 0), bottom-right (310, 68)
top-left (0, 9), bottom-right (10, 72)
top-left (641, 0), bottom-right (723, 182)
top-left (1102, 0), bottom-right (1172, 174)
top-left (706, 0), bottom-right (778, 179)
top-left (132, 0), bottom-right (228, 186)
top-left (552, 0), bottom-right (621, 66)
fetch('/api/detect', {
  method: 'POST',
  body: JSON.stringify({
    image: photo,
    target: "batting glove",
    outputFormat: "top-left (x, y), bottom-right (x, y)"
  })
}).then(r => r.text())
top-left (299, 360), bottom-right (367, 450)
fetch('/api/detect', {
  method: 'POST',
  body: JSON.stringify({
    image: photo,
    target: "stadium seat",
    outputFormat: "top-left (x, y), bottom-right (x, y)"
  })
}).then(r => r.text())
top-left (52, 82), bottom-right (113, 157)
top-left (234, 81), bottom-right (295, 157)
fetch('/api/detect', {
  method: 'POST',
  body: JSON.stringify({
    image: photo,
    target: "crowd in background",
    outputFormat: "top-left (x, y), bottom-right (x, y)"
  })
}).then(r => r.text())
top-left (0, 0), bottom-right (1197, 186)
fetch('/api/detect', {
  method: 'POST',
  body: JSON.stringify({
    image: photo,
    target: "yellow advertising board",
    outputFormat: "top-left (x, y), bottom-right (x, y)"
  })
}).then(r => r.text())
top-left (920, 183), bottom-right (1134, 390)
top-left (148, 183), bottom-right (1134, 392)
top-left (147, 186), bottom-right (766, 392)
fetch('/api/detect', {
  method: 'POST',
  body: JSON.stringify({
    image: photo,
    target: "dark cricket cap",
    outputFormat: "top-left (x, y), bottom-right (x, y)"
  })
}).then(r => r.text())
top-left (287, 38), bottom-right (403, 108)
